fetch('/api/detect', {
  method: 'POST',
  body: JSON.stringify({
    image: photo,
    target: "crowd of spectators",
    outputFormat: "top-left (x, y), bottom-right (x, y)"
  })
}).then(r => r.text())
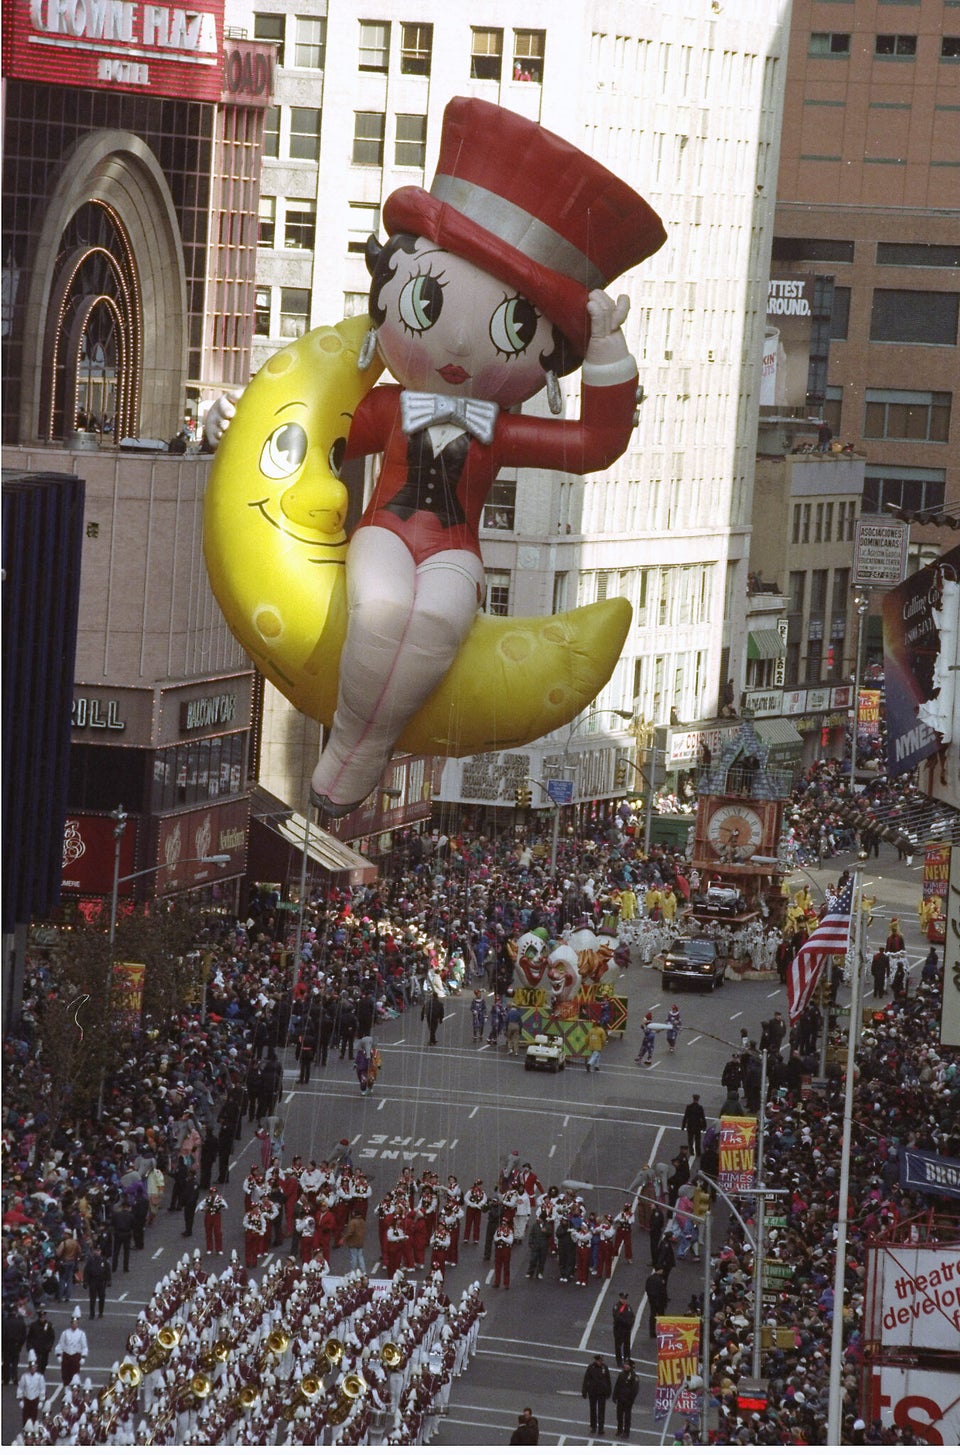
top-left (3, 792), bottom-right (959, 1444)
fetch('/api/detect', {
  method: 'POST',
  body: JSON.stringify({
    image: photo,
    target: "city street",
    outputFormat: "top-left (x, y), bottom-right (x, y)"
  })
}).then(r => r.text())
top-left (2, 843), bottom-right (933, 1446)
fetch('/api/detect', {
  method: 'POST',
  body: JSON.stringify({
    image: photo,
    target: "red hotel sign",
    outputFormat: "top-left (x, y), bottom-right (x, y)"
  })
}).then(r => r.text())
top-left (4, 0), bottom-right (224, 101)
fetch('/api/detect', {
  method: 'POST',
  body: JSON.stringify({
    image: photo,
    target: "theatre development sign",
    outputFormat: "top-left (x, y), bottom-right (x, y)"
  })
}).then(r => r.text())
top-left (866, 1243), bottom-right (960, 1350)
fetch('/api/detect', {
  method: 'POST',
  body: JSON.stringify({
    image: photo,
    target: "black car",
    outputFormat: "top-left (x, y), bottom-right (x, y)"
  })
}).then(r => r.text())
top-left (660, 936), bottom-right (726, 992)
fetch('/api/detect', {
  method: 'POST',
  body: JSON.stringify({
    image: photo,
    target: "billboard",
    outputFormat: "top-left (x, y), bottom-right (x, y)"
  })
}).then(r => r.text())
top-left (866, 1243), bottom-right (960, 1350)
top-left (718, 1116), bottom-right (757, 1193)
top-left (869, 1366), bottom-right (960, 1445)
top-left (654, 1317), bottom-right (702, 1419)
top-left (61, 813), bottom-right (137, 895)
top-left (3, 0), bottom-right (224, 101)
top-left (882, 546), bottom-right (960, 797)
top-left (762, 275), bottom-right (816, 409)
top-left (153, 798), bottom-right (247, 892)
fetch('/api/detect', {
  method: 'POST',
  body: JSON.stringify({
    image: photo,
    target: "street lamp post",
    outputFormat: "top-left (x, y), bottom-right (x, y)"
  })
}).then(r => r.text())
top-left (849, 593), bottom-right (868, 793)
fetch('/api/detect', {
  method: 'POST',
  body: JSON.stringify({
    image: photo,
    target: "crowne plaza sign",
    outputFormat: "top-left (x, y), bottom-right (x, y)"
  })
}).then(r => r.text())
top-left (4, 0), bottom-right (224, 100)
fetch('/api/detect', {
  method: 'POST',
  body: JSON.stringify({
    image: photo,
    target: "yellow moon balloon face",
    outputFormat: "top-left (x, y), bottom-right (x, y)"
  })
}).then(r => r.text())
top-left (204, 312), bottom-right (632, 757)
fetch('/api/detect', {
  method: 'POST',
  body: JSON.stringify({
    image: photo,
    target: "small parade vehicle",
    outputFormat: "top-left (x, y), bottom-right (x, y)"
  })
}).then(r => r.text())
top-left (524, 1033), bottom-right (567, 1072)
top-left (660, 936), bottom-right (727, 992)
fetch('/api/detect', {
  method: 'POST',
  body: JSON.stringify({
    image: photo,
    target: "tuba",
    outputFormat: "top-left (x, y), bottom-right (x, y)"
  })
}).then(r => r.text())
top-left (380, 1342), bottom-right (403, 1369)
top-left (314, 1336), bottom-right (344, 1377)
top-left (119, 1363), bottom-right (143, 1389)
top-left (235, 1383), bottom-right (258, 1411)
top-left (329, 1369), bottom-right (367, 1425)
top-left (189, 1373), bottom-right (213, 1400)
top-left (140, 1326), bottom-right (181, 1376)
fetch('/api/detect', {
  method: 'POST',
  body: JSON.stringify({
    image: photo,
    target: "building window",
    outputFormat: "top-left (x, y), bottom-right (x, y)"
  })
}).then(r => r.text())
top-left (863, 389), bottom-right (951, 442)
top-left (552, 572), bottom-right (568, 614)
top-left (254, 12), bottom-right (284, 65)
top-left (870, 290), bottom-right (959, 344)
top-left (824, 501), bottom-right (834, 541)
top-left (772, 236), bottom-right (854, 264)
top-left (284, 199), bottom-right (316, 250)
top-left (877, 241), bottom-right (960, 267)
top-left (395, 114), bottom-right (427, 168)
top-left (343, 291), bottom-right (368, 318)
top-left (258, 195), bottom-right (276, 248)
top-left (832, 566), bottom-right (850, 617)
top-left (802, 503), bottom-right (811, 543)
top-left (792, 503), bottom-right (801, 544)
top-left (289, 107), bottom-right (321, 160)
top-left (295, 15), bottom-right (326, 68)
top-left (806, 636), bottom-right (823, 683)
top-left (347, 202), bottom-right (380, 254)
top-left (875, 33), bottom-right (917, 55)
top-left (512, 29), bottom-right (545, 81)
top-left (824, 385), bottom-right (843, 436)
top-left (815, 502), bottom-right (824, 543)
top-left (254, 287), bottom-right (271, 336)
top-left (400, 22), bottom-right (432, 75)
top-left (353, 112), bottom-right (385, 166)
top-left (359, 20), bottom-right (390, 72)
top-left (863, 473), bottom-right (946, 514)
top-left (809, 32), bottom-right (851, 56)
top-left (943, 36), bottom-right (960, 58)
top-left (471, 27), bottom-right (503, 80)
top-left (263, 106), bottom-right (280, 158)
top-left (789, 570), bottom-right (805, 614)
top-left (485, 570), bottom-right (510, 616)
top-left (811, 568), bottom-right (828, 614)
top-left (481, 477), bottom-right (516, 531)
top-left (279, 287), bottom-right (310, 339)
top-left (830, 286), bottom-right (850, 340)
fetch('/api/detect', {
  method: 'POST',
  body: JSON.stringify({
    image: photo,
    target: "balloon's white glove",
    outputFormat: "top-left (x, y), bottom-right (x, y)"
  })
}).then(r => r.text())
top-left (586, 290), bottom-right (630, 340)
top-left (203, 392), bottom-right (240, 449)
top-left (584, 291), bottom-right (631, 368)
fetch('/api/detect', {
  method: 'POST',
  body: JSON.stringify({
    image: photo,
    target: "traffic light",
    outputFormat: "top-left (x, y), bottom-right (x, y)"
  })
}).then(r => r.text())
top-left (515, 785), bottom-right (532, 808)
top-left (614, 757), bottom-right (628, 788)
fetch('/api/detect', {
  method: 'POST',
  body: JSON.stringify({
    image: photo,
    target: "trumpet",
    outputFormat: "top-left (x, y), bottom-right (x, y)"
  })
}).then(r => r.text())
top-left (380, 1342), bottom-right (403, 1369)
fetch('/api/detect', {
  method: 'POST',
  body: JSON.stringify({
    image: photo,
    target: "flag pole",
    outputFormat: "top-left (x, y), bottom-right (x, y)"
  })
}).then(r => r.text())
top-left (826, 870), bottom-right (862, 1445)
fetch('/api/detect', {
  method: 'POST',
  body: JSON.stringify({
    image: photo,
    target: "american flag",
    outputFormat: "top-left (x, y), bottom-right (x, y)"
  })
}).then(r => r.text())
top-left (786, 879), bottom-right (854, 1024)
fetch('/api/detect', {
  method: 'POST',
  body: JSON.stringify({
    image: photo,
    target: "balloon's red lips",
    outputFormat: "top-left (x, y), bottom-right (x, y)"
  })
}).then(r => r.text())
top-left (438, 365), bottom-right (469, 385)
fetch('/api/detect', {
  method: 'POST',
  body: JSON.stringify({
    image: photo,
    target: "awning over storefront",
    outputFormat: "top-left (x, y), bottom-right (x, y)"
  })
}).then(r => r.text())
top-left (753, 716), bottom-right (803, 767)
top-left (273, 812), bottom-right (375, 876)
top-left (747, 628), bottom-right (786, 660)
top-left (248, 786), bottom-right (376, 885)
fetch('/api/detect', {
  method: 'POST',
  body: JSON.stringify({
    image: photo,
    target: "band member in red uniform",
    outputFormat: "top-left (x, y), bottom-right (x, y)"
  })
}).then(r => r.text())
top-left (492, 1223), bottom-right (515, 1289)
top-left (200, 1187), bottom-right (227, 1255)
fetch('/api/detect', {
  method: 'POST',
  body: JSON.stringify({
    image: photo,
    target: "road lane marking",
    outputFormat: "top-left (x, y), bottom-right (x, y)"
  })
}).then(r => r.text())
top-left (151, 1248), bottom-right (164, 1259)
top-left (469, 1106), bottom-right (479, 1118)
top-left (117, 1291), bottom-right (128, 1300)
top-left (687, 1035), bottom-right (702, 1045)
top-left (729, 1010), bottom-right (743, 1020)
top-left (549, 1144), bottom-right (557, 1158)
top-left (377, 1098), bottom-right (386, 1110)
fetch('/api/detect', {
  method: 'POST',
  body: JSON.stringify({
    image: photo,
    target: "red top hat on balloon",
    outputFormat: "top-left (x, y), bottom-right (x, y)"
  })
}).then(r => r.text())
top-left (383, 96), bottom-right (666, 355)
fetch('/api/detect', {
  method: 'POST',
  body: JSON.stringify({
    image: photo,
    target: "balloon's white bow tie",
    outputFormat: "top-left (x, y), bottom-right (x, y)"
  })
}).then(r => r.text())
top-left (401, 391), bottom-right (499, 445)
